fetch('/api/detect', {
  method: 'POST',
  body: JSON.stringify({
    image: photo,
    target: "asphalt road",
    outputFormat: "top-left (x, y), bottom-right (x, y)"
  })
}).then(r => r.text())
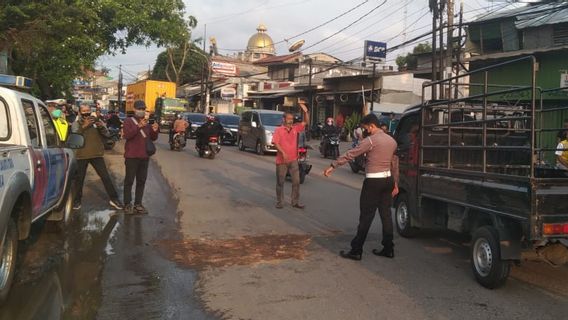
top-left (151, 136), bottom-right (568, 320)
top-left (1, 135), bottom-right (567, 320)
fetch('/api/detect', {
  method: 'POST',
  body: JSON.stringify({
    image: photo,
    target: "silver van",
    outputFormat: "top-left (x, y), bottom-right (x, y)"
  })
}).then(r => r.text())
top-left (238, 110), bottom-right (284, 155)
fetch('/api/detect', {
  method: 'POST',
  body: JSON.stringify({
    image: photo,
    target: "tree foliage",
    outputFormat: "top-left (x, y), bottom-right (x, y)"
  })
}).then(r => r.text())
top-left (0, 0), bottom-right (191, 99)
top-left (151, 44), bottom-right (208, 85)
top-left (395, 42), bottom-right (432, 71)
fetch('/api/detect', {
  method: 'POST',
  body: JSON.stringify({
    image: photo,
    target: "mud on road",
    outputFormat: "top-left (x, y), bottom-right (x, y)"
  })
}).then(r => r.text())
top-left (0, 149), bottom-right (214, 320)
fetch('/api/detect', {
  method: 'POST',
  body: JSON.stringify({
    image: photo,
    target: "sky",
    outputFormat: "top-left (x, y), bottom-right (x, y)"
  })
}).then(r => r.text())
top-left (98, 0), bottom-right (512, 83)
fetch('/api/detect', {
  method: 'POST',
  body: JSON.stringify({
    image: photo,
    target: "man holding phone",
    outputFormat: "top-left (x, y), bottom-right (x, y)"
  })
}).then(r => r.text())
top-left (122, 100), bottom-right (159, 214)
top-left (72, 104), bottom-right (123, 210)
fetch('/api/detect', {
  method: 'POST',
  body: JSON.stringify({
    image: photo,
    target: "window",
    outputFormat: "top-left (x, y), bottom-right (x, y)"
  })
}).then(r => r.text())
top-left (395, 114), bottom-right (420, 152)
top-left (21, 99), bottom-right (40, 148)
top-left (0, 98), bottom-right (9, 140)
top-left (553, 23), bottom-right (568, 46)
top-left (241, 112), bottom-right (251, 122)
top-left (38, 104), bottom-right (59, 147)
top-left (252, 113), bottom-right (260, 124)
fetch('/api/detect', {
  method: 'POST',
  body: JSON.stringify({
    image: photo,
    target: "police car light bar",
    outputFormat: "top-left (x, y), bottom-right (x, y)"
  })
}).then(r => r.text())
top-left (0, 74), bottom-right (33, 89)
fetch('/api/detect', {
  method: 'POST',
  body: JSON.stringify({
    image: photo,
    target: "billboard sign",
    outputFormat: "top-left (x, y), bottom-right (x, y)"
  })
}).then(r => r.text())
top-left (211, 61), bottom-right (238, 76)
top-left (364, 41), bottom-right (387, 62)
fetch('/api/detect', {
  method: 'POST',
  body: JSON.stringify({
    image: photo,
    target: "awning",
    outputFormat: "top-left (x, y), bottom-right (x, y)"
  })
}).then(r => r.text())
top-left (317, 89), bottom-right (372, 95)
top-left (371, 102), bottom-right (411, 114)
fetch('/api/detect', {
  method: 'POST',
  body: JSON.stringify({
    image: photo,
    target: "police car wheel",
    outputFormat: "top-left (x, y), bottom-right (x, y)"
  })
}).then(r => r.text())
top-left (0, 218), bottom-right (18, 302)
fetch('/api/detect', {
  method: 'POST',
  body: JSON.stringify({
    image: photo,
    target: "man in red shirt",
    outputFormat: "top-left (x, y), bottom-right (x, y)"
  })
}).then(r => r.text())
top-left (272, 101), bottom-right (310, 209)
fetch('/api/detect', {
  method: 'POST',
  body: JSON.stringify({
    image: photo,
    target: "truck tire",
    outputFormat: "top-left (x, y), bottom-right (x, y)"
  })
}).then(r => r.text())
top-left (0, 218), bottom-right (18, 302)
top-left (55, 182), bottom-right (75, 229)
top-left (238, 137), bottom-right (246, 151)
top-left (471, 226), bottom-right (511, 289)
top-left (395, 194), bottom-right (417, 238)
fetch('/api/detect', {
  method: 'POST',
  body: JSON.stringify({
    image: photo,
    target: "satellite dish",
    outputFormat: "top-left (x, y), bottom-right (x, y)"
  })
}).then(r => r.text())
top-left (288, 39), bottom-right (305, 53)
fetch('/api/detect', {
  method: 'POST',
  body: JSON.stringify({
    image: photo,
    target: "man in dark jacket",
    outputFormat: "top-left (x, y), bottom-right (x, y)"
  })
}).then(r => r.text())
top-left (195, 115), bottom-right (224, 149)
top-left (72, 104), bottom-right (123, 210)
top-left (122, 100), bottom-right (159, 214)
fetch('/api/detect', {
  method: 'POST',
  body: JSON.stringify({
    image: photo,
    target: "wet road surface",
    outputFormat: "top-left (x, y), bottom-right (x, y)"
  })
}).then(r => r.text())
top-left (0, 148), bottom-right (214, 320)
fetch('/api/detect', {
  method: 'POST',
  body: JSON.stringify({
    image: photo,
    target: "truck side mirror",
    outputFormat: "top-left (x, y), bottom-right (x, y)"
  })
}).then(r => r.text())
top-left (66, 133), bottom-right (85, 149)
top-left (251, 121), bottom-right (258, 128)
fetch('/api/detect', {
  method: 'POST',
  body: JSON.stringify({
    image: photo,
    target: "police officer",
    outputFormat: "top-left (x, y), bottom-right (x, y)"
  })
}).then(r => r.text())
top-left (324, 113), bottom-right (399, 260)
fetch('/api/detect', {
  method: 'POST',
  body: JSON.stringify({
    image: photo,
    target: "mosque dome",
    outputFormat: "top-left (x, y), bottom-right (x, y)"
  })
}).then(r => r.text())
top-left (246, 24), bottom-right (275, 55)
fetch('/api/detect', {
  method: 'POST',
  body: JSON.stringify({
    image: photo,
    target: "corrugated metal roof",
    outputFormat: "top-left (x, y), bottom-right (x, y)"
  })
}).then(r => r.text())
top-left (472, 3), bottom-right (568, 29)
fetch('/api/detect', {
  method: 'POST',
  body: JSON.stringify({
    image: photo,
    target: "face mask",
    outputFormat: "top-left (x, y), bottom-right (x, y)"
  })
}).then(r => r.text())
top-left (134, 110), bottom-right (146, 118)
top-left (81, 113), bottom-right (91, 118)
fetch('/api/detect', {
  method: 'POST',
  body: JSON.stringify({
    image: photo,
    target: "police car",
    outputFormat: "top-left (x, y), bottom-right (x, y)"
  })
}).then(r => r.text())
top-left (0, 75), bottom-right (83, 301)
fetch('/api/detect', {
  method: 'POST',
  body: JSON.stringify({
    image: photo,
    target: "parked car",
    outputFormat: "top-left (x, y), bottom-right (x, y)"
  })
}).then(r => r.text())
top-left (238, 110), bottom-right (284, 155)
top-left (215, 113), bottom-right (240, 145)
top-left (182, 112), bottom-right (207, 139)
top-left (0, 75), bottom-right (84, 301)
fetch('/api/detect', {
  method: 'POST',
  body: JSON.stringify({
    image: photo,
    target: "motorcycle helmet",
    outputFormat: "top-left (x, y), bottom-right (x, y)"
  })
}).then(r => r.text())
top-left (206, 114), bottom-right (216, 123)
top-left (176, 113), bottom-right (183, 119)
top-left (326, 117), bottom-right (334, 126)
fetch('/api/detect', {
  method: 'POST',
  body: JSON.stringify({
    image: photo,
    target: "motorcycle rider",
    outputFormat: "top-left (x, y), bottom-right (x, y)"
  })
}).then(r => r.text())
top-left (321, 117), bottom-right (340, 157)
top-left (195, 115), bottom-right (224, 149)
top-left (170, 113), bottom-right (189, 145)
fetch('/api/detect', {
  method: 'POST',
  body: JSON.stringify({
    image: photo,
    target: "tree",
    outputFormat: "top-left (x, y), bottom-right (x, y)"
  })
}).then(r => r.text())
top-left (0, 0), bottom-right (191, 99)
top-left (152, 45), bottom-right (208, 85)
top-left (396, 42), bottom-right (432, 71)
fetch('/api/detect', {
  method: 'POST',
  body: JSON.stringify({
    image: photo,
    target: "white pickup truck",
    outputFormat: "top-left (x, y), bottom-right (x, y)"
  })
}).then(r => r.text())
top-left (0, 75), bottom-right (83, 301)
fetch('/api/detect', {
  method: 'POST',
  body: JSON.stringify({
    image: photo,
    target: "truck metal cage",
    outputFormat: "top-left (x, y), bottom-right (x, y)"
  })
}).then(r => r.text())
top-left (420, 56), bottom-right (568, 182)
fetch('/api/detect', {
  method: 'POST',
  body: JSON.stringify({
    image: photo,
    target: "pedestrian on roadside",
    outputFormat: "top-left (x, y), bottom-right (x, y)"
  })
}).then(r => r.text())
top-left (51, 108), bottom-right (69, 142)
top-left (324, 113), bottom-right (399, 260)
top-left (273, 100), bottom-right (310, 209)
top-left (122, 100), bottom-right (159, 214)
top-left (72, 104), bottom-right (124, 210)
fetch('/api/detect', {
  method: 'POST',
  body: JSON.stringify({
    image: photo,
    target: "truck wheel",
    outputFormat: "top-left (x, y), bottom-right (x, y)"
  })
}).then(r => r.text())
top-left (471, 226), bottom-right (511, 289)
top-left (256, 140), bottom-right (265, 155)
top-left (238, 137), bottom-right (246, 151)
top-left (0, 218), bottom-right (18, 302)
top-left (395, 194), bottom-right (417, 238)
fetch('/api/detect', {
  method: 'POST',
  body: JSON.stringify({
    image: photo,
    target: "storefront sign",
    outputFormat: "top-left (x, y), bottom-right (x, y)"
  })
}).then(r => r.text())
top-left (561, 72), bottom-right (568, 88)
top-left (364, 40), bottom-right (387, 62)
top-left (212, 61), bottom-right (237, 76)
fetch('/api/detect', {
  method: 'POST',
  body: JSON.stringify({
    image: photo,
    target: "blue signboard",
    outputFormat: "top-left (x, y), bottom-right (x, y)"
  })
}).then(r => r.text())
top-left (364, 41), bottom-right (387, 62)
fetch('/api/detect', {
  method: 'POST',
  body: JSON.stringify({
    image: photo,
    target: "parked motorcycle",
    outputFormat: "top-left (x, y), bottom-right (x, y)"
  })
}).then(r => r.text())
top-left (349, 154), bottom-right (366, 173)
top-left (104, 127), bottom-right (121, 150)
top-left (319, 133), bottom-right (340, 159)
top-left (170, 132), bottom-right (187, 151)
top-left (197, 136), bottom-right (221, 159)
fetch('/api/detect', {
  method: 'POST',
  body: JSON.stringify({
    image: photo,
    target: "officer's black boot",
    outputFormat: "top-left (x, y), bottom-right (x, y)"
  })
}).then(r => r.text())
top-left (373, 236), bottom-right (394, 259)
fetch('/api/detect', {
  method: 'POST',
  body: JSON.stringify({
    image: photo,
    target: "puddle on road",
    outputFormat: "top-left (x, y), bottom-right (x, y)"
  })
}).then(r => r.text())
top-left (0, 209), bottom-right (120, 320)
top-left (158, 234), bottom-right (311, 269)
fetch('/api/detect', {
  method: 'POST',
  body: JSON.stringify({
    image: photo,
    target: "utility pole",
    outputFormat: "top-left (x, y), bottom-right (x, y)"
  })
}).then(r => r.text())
top-left (118, 65), bottom-right (123, 112)
top-left (200, 24), bottom-right (207, 113)
top-left (431, 0), bottom-right (438, 100)
top-left (447, 0), bottom-right (454, 98)
top-left (438, 0), bottom-right (445, 99)
top-left (370, 62), bottom-right (376, 112)
top-left (455, 1), bottom-right (464, 99)
top-left (307, 58), bottom-right (314, 127)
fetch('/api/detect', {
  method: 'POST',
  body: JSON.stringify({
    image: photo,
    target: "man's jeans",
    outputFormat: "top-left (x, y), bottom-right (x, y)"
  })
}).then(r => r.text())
top-left (276, 161), bottom-right (300, 205)
top-left (75, 157), bottom-right (119, 203)
top-left (124, 158), bottom-right (149, 205)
